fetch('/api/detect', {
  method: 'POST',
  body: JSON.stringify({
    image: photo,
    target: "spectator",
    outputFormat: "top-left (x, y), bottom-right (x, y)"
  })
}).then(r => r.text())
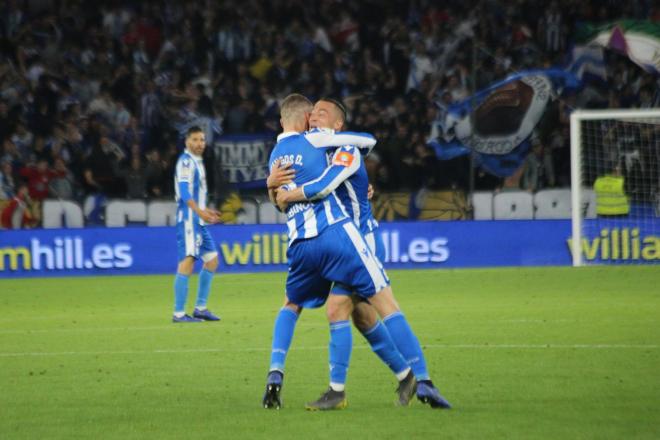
top-left (1, 183), bottom-right (36, 229)
top-left (48, 157), bottom-right (77, 200)
top-left (116, 156), bottom-right (148, 199)
top-left (0, 0), bottom-right (655, 208)
top-left (0, 159), bottom-right (16, 200)
top-left (83, 137), bottom-right (123, 196)
top-left (144, 149), bottom-right (167, 197)
top-left (521, 137), bottom-right (556, 192)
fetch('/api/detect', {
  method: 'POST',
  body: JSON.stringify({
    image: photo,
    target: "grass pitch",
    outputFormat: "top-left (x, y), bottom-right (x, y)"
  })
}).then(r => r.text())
top-left (1, 266), bottom-right (659, 439)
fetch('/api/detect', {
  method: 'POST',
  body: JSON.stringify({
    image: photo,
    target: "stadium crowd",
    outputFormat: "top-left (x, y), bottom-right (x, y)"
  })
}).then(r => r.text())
top-left (1, 0), bottom-right (659, 227)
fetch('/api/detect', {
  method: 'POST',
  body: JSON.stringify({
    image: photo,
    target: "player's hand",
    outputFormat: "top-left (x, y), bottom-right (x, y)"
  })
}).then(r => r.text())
top-left (200, 208), bottom-right (222, 224)
top-left (267, 160), bottom-right (295, 189)
top-left (367, 184), bottom-right (374, 200)
top-left (275, 187), bottom-right (291, 212)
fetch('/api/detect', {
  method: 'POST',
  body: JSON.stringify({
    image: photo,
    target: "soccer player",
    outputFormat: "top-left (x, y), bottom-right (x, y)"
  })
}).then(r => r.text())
top-left (263, 96), bottom-right (415, 410)
top-left (172, 126), bottom-right (222, 323)
top-left (262, 94), bottom-right (417, 411)
top-left (274, 98), bottom-right (452, 409)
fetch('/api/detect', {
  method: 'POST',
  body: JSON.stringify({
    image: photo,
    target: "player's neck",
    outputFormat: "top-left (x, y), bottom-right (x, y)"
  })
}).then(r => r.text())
top-left (282, 122), bottom-right (306, 133)
top-left (185, 149), bottom-right (203, 160)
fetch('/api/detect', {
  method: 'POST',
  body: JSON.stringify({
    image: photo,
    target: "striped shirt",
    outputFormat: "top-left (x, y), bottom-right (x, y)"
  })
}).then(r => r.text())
top-left (303, 147), bottom-right (378, 234)
top-left (270, 129), bottom-right (375, 244)
top-left (174, 150), bottom-right (207, 225)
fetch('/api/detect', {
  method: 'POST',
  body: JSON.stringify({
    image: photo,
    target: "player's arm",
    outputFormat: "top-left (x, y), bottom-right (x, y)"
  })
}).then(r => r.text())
top-left (178, 182), bottom-right (221, 223)
top-left (177, 162), bottom-right (221, 224)
top-left (266, 158), bottom-right (295, 211)
top-left (277, 146), bottom-right (361, 207)
top-left (267, 159), bottom-right (295, 189)
top-left (305, 128), bottom-right (377, 154)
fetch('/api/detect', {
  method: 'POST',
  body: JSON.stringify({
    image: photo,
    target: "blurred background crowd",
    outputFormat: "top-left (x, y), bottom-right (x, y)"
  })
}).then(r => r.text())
top-left (1, 0), bottom-right (659, 227)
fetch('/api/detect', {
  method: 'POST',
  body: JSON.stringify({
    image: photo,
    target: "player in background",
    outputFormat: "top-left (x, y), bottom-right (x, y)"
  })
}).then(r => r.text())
top-left (262, 97), bottom-right (415, 410)
top-left (172, 126), bottom-right (222, 323)
top-left (274, 98), bottom-right (452, 409)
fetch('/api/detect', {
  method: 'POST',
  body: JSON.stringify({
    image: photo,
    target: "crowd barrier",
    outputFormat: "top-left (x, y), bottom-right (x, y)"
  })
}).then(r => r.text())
top-left (37, 188), bottom-right (596, 229)
top-left (1, 219), bottom-right (657, 278)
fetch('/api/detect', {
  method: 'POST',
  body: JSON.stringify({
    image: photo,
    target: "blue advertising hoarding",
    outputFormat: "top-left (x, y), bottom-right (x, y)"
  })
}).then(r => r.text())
top-left (0, 220), bottom-right (657, 278)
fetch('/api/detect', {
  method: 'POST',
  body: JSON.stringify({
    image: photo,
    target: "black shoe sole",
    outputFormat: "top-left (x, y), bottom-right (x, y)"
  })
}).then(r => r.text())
top-left (263, 384), bottom-right (282, 409)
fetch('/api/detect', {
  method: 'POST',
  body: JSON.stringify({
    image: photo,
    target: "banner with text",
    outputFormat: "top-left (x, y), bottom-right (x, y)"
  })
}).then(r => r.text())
top-left (213, 134), bottom-right (275, 189)
top-left (1, 220), bottom-right (657, 278)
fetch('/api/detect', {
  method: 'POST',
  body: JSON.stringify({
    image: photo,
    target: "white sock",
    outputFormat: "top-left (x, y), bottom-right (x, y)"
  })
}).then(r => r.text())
top-left (396, 367), bottom-right (411, 382)
top-left (329, 382), bottom-right (345, 392)
top-left (195, 306), bottom-right (207, 311)
top-left (174, 311), bottom-right (185, 318)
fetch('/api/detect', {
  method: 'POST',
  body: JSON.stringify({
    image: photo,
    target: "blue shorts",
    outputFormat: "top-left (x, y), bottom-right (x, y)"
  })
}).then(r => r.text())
top-left (332, 228), bottom-right (386, 296)
top-left (176, 221), bottom-right (218, 262)
top-left (285, 220), bottom-right (390, 309)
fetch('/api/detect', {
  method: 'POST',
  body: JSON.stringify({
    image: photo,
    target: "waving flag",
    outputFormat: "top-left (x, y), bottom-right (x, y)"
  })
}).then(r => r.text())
top-left (566, 45), bottom-right (607, 83)
top-left (428, 69), bottom-right (579, 177)
top-left (576, 20), bottom-right (660, 74)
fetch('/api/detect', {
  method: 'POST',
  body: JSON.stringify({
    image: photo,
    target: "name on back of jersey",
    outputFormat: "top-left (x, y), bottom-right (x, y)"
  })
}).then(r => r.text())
top-left (286, 201), bottom-right (311, 218)
top-left (273, 154), bottom-right (303, 168)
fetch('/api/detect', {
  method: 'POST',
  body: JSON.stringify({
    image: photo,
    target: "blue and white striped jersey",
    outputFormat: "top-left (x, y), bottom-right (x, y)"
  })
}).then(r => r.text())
top-left (303, 127), bottom-right (376, 154)
top-left (174, 150), bottom-right (208, 225)
top-left (302, 147), bottom-right (378, 234)
top-left (303, 128), bottom-right (378, 233)
top-left (270, 129), bottom-right (375, 244)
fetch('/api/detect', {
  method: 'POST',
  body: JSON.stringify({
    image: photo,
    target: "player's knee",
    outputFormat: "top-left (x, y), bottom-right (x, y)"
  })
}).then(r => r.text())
top-left (204, 257), bottom-right (219, 272)
top-left (177, 257), bottom-right (195, 275)
top-left (351, 304), bottom-right (378, 332)
top-left (282, 298), bottom-right (302, 315)
top-left (370, 286), bottom-right (400, 318)
top-left (326, 296), bottom-right (352, 322)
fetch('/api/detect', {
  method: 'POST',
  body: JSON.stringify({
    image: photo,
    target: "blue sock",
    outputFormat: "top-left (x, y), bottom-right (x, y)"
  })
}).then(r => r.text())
top-left (173, 273), bottom-right (189, 313)
top-left (329, 320), bottom-right (352, 388)
top-left (195, 268), bottom-right (214, 309)
top-left (269, 308), bottom-right (299, 372)
top-left (383, 311), bottom-right (430, 381)
top-left (360, 321), bottom-right (409, 376)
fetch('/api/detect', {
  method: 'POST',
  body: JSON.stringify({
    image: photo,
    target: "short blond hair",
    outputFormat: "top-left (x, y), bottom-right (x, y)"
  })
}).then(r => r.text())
top-left (280, 93), bottom-right (312, 124)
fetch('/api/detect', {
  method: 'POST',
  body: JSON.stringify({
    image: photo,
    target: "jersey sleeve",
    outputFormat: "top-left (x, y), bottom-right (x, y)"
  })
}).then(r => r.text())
top-left (304, 128), bottom-right (377, 154)
top-left (176, 157), bottom-right (194, 202)
top-left (302, 145), bottom-right (361, 201)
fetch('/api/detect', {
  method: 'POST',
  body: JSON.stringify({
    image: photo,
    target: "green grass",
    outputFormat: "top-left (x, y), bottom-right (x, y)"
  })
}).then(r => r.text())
top-left (1, 266), bottom-right (659, 439)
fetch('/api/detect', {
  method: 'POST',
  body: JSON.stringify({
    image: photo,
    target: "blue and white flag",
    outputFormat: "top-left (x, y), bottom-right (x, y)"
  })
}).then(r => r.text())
top-left (428, 69), bottom-right (579, 177)
top-left (566, 45), bottom-right (607, 83)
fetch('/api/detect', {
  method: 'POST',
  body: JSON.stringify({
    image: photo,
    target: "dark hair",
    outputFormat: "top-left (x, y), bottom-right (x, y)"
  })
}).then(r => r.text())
top-left (319, 97), bottom-right (347, 122)
top-left (186, 125), bottom-right (203, 138)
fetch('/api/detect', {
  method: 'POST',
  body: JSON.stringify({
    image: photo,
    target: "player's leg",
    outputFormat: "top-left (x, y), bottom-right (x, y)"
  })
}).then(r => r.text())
top-left (263, 297), bottom-right (302, 409)
top-left (265, 240), bottom-right (329, 409)
top-left (193, 227), bottom-right (221, 321)
top-left (351, 299), bottom-right (416, 405)
top-left (342, 222), bottom-right (451, 408)
top-left (366, 285), bottom-right (451, 408)
top-left (351, 297), bottom-right (408, 378)
top-left (173, 221), bottom-right (202, 322)
top-left (353, 229), bottom-right (416, 403)
top-left (269, 298), bottom-right (302, 374)
top-left (173, 257), bottom-right (202, 322)
top-left (305, 293), bottom-right (352, 411)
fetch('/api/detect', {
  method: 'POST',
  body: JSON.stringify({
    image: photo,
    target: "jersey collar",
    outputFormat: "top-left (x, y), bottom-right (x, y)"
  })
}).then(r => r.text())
top-left (185, 149), bottom-right (203, 160)
top-left (277, 131), bottom-right (299, 142)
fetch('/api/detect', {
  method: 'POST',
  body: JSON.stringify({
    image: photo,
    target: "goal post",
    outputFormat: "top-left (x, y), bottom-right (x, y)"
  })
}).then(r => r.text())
top-left (570, 109), bottom-right (660, 267)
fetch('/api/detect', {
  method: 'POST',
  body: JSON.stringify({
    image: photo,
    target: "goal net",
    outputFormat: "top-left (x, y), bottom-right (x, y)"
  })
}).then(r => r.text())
top-left (570, 109), bottom-right (660, 266)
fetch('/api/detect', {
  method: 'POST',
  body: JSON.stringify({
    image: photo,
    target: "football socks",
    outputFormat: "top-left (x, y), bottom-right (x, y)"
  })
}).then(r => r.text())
top-left (383, 311), bottom-right (430, 381)
top-left (269, 307), bottom-right (299, 372)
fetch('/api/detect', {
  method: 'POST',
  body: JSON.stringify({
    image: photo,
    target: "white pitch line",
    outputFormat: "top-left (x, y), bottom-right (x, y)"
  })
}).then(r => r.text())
top-left (0, 343), bottom-right (658, 358)
top-left (0, 323), bottom-right (327, 335)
